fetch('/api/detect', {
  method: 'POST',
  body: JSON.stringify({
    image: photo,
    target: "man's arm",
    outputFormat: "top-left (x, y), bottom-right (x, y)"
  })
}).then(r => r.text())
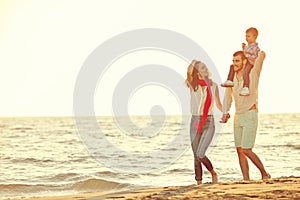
top-left (220, 87), bottom-right (233, 123)
top-left (252, 51), bottom-right (266, 76)
top-left (214, 85), bottom-right (223, 112)
top-left (223, 87), bottom-right (233, 114)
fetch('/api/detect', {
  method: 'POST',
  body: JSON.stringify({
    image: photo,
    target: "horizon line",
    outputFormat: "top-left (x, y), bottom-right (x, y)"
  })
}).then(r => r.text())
top-left (0, 112), bottom-right (300, 118)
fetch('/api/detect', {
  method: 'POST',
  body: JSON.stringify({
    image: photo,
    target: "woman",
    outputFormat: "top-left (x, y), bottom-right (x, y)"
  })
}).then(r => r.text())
top-left (186, 60), bottom-right (222, 184)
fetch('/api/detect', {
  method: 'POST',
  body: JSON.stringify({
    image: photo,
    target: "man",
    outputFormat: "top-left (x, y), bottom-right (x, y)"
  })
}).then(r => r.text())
top-left (221, 50), bottom-right (270, 180)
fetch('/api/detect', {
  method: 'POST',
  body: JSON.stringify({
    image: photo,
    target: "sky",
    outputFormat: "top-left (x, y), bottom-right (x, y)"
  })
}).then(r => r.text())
top-left (0, 0), bottom-right (300, 116)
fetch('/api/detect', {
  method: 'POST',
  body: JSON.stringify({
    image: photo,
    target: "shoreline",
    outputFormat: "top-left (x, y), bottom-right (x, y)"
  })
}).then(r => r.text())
top-left (6, 176), bottom-right (300, 200)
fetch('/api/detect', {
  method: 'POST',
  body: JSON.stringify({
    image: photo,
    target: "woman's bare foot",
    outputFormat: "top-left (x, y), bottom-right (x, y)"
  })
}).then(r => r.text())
top-left (197, 180), bottom-right (202, 185)
top-left (212, 174), bottom-right (218, 184)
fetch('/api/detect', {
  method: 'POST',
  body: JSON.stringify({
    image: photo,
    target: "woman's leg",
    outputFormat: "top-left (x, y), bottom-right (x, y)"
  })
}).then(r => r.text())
top-left (197, 118), bottom-right (215, 161)
top-left (194, 158), bottom-right (203, 184)
top-left (190, 116), bottom-right (203, 183)
top-left (197, 118), bottom-right (218, 183)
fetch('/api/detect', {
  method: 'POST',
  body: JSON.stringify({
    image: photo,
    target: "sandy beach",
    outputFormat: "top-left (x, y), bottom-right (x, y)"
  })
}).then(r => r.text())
top-left (12, 176), bottom-right (298, 200)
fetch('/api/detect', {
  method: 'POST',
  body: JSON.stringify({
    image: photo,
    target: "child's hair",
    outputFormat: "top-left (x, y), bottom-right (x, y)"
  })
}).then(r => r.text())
top-left (246, 27), bottom-right (259, 37)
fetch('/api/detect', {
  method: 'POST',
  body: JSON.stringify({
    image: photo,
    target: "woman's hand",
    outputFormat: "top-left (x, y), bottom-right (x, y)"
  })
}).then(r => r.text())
top-left (220, 113), bottom-right (230, 123)
top-left (191, 59), bottom-right (197, 65)
top-left (186, 60), bottom-right (197, 87)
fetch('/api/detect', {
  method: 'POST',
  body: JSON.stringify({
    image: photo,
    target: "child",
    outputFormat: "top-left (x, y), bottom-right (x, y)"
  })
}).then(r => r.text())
top-left (221, 27), bottom-right (260, 96)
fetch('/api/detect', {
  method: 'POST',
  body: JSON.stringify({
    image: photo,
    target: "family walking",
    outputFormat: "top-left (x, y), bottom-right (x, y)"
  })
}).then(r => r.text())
top-left (186, 27), bottom-right (270, 184)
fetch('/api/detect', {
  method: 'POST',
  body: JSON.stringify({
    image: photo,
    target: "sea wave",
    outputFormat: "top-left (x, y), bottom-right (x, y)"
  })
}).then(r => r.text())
top-left (286, 143), bottom-right (300, 150)
top-left (0, 183), bottom-right (61, 196)
top-left (0, 178), bottom-right (130, 197)
top-left (11, 157), bottom-right (53, 164)
top-left (259, 143), bottom-right (300, 149)
top-left (96, 171), bottom-right (140, 179)
top-left (71, 178), bottom-right (129, 191)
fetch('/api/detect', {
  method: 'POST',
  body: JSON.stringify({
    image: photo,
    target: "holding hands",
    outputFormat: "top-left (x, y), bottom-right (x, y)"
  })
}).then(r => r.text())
top-left (220, 113), bottom-right (230, 123)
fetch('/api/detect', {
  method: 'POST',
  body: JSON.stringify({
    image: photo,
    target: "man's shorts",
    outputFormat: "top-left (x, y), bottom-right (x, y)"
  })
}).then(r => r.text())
top-left (234, 110), bottom-right (258, 149)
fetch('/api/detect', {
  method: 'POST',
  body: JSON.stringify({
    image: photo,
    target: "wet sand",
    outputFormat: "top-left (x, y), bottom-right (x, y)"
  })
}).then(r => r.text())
top-left (11, 176), bottom-right (300, 200)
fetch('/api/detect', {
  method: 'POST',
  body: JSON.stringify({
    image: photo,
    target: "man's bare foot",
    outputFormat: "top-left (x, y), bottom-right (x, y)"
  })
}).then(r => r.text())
top-left (262, 173), bottom-right (271, 180)
top-left (197, 180), bottom-right (202, 185)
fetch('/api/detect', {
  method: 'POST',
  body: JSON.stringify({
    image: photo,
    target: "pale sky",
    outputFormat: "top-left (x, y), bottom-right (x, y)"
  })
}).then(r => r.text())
top-left (1, 0), bottom-right (299, 116)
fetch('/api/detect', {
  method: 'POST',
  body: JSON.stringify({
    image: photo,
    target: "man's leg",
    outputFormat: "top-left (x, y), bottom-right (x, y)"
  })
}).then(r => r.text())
top-left (234, 114), bottom-right (250, 180)
top-left (236, 147), bottom-right (250, 180)
top-left (242, 148), bottom-right (269, 179)
top-left (241, 110), bottom-right (270, 179)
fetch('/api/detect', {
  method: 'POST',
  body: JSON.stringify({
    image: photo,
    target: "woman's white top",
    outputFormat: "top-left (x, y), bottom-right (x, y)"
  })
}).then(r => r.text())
top-left (190, 82), bottom-right (217, 116)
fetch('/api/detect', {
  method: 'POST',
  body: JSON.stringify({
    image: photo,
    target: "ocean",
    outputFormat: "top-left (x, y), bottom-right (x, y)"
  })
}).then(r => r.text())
top-left (0, 113), bottom-right (299, 198)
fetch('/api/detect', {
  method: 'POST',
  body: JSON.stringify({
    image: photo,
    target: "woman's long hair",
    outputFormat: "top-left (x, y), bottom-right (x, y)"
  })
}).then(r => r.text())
top-left (186, 61), bottom-right (212, 92)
